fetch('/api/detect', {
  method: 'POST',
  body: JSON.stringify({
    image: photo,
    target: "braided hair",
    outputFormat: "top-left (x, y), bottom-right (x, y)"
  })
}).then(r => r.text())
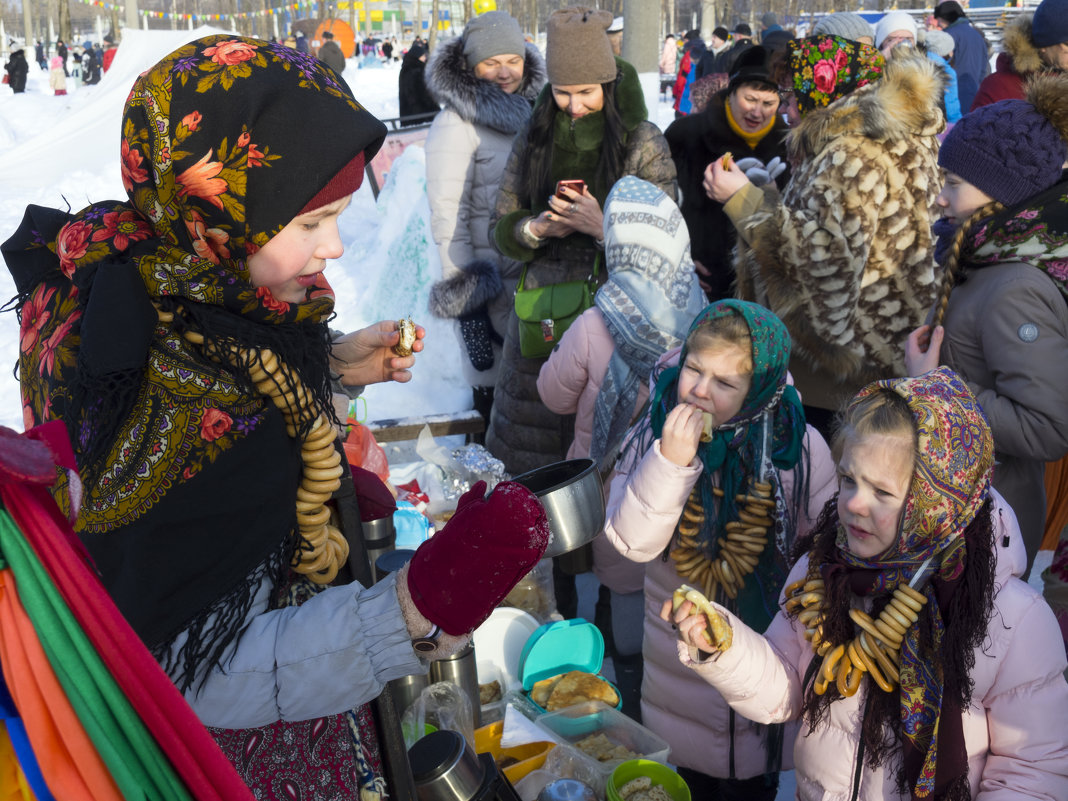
top-left (931, 200), bottom-right (1006, 329)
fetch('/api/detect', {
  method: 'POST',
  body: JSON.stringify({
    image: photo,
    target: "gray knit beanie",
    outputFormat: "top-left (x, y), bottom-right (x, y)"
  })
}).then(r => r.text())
top-left (546, 7), bottom-right (617, 85)
top-left (1032, 0), bottom-right (1068, 47)
top-left (812, 12), bottom-right (876, 44)
top-left (925, 29), bottom-right (955, 58)
top-left (462, 11), bottom-right (526, 69)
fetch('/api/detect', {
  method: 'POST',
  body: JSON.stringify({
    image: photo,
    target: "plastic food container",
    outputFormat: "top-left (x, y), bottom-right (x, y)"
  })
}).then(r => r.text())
top-left (607, 760), bottom-right (691, 801)
top-left (534, 701), bottom-right (670, 778)
top-left (474, 720), bottom-right (555, 785)
top-left (518, 619), bottom-right (621, 713)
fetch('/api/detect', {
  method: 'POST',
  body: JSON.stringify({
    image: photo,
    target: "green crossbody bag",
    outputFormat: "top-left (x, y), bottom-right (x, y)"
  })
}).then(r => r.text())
top-left (513, 254), bottom-right (602, 359)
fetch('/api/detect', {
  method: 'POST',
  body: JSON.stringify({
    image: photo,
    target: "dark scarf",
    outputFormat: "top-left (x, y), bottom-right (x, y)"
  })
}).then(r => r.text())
top-left (811, 368), bottom-right (995, 800)
top-left (629, 300), bottom-right (807, 629)
top-left (2, 35), bottom-right (386, 681)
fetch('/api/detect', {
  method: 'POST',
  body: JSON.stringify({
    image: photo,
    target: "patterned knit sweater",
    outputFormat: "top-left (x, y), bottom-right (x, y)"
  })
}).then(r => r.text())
top-left (724, 51), bottom-right (944, 404)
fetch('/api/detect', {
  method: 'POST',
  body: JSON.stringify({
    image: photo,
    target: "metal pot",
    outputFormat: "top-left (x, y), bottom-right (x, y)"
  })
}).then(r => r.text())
top-left (408, 729), bottom-right (485, 801)
top-left (510, 458), bottom-right (605, 558)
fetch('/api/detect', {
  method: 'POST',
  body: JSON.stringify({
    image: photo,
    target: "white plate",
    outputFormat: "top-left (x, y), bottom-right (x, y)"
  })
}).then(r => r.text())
top-left (472, 606), bottom-right (541, 692)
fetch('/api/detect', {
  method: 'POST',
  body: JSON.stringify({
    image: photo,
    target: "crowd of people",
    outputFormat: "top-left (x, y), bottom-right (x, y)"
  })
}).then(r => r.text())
top-left (2, 3), bottom-right (1068, 800)
top-left (4, 34), bottom-right (115, 93)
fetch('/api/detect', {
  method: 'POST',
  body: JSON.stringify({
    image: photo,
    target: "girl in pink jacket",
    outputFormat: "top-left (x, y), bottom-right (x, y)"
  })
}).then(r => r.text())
top-left (669, 367), bottom-right (1068, 800)
top-left (604, 299), bottom-right (837, 799)
top-left (537, 175), bottom-right (705, 719)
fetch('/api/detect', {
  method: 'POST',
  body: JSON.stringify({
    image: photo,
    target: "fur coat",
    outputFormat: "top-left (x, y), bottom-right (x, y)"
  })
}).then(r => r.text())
top-left (424, 37), bottom-right (546, 386)
top-left (485, 58), bottom-right (677, 475)
top-left (971, 15), bottom-right (1048, 110)
top-left (725, 52), bottom-right (944, 412)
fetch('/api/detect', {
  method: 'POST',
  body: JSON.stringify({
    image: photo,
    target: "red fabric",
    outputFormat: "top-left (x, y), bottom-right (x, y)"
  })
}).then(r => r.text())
top-left (101, 47), bottom-right (116, 73)
top-left (299, 152), bottom-right (365, 213)
top-left (969, 53), bottom-right (1025, 110)
top-left (406, 481), bottom-right (550, 635)
top-left (350, 466), bottom-right (396, 522)
top-left (0, 428), bottom-right (254, 801)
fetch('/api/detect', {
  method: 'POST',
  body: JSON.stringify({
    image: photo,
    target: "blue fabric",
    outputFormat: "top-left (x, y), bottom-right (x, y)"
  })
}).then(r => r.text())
top-left (590, 177), bottom-right (706, 471)
top-left (0, 668), bottom-right (56, 801)
top-left (928, 52), bottom-right (961, 123)
top-left (944, 18), bottom-right (990, 112)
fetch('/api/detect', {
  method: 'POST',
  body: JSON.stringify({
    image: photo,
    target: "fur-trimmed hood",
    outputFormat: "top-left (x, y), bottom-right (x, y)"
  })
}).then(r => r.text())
top-left (426, 37), bottom-right (546, 135)
top-left (1000, 14), bottom-right (1045, 76)
top-left (788, 50), bottom-right (945, 161)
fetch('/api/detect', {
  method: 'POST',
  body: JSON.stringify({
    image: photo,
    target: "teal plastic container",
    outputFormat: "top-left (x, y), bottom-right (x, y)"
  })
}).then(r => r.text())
top-left (518, 619), bottom-right (622, 714)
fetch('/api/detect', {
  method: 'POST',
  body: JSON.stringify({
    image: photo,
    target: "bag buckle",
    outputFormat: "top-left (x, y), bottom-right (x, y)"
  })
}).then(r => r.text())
top-left (540, 319), bottom-right (555, 342)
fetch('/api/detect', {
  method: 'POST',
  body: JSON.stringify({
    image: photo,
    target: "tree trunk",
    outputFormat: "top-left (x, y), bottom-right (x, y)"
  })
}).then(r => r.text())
top-left (700, 0), bottom-right (716, 39)
top-left (428, 0), bottom-right (438, 49)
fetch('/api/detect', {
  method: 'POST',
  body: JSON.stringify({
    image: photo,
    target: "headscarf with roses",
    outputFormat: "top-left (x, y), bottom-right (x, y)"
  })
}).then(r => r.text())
top-left (2, 36), bottom-right (386, 670)
top-left (786, 35), bottom-right (884, 116)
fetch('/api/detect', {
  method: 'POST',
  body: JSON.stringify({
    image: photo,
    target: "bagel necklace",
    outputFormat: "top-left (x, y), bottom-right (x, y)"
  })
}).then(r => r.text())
top-left (670, 410), bottom-right (780, 602)
top-left (783, 556), bottom-right (932, 697)
top-left (159, 306), bottom-right (350, 585)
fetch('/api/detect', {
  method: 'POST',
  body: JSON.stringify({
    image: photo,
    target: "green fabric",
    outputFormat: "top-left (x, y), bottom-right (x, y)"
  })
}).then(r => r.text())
top-left (646, 300), bottom-right (807, 628)
top-left (494, 210), bottom-right (536, 262)
top-left (0, 510), bottom-right (192, 801)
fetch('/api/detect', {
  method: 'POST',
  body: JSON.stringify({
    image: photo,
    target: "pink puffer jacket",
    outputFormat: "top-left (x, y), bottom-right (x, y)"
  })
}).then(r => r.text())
top-left (537, 307), bottom-right (650, 593)
top-left (603, 425), bottom-right (837, 778)
top-left (680, 489), bottom-right (1068, 800)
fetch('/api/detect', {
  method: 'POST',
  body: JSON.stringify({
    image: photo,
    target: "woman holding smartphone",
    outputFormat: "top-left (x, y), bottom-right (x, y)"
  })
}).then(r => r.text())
top-left (488, 6), bottom-right (676, 481)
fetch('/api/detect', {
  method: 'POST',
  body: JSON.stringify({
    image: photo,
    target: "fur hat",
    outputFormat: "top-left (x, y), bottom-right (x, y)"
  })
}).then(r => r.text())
top-left (546, 7), bottom-right (616, 85)
top-left (462, 10), bottom-right (526, 68)
top-left (874, 11), bottom-right (918, 49)
top-left (727, 46), bottom-right (775, 94)
top-left (939, 74), bottom-right (1068, 206)
top-left (1032, 0), bottom-right (1068, 47)
top-left (812, 12), bottom-right (875, 44)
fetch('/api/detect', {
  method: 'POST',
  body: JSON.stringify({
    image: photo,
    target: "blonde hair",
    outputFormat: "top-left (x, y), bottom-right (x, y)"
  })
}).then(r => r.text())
top-left (685, 312), bottom-right (754, 375)
top-left (831, 388), bottom-right (917, 466)
top-left (931, 200), bottom-right (1005, 329)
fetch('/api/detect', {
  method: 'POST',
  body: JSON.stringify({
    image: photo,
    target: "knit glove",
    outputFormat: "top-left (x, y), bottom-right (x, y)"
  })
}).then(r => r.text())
top-left (732, 156), bottom-right (787, 188)
top-left (405, 480), bottom-right (550, 635)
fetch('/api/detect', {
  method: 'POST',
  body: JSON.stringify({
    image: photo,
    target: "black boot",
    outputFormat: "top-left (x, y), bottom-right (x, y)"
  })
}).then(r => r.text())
top-left (611, 651), bottom-right (644, 723)
top-left (471, 386), bottom-right (494, 445)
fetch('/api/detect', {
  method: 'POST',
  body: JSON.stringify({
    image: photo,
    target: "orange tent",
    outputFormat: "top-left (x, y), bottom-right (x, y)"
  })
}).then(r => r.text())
top-left (314, 19), bottom-right (356, 59)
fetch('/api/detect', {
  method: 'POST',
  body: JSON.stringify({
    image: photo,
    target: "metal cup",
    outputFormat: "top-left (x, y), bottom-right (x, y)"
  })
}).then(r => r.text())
top-left (429, 643), bottom-right (481, 728)
top-left (361, 515), bottom-right (396, 582)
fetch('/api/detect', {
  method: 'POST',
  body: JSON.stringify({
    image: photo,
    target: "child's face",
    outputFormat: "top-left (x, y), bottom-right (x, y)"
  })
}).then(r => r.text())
top-left (937, 172), bottom-right (994, 228)
top-left (677, 342), bottom-right (752, 429)
top-left (247, 194), bottom-right (351, 304)
top-left (835, 431), bottom-right (913, 559)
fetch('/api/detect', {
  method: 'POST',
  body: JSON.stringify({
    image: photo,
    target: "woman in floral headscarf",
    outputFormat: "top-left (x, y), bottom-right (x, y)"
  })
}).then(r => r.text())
top-left (603, 299), bottom-right (837, 799)
top-left (666, 367), bottom-right (1068, 800)
top-left (704, 36), bottom-right (945, 435)
top-left (3, 35), bottom-right (552, 799)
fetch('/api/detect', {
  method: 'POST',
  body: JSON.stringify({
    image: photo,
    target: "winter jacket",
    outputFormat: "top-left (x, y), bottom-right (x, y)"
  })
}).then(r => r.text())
top-left (664, 90), bottom-right (790, 301)
top-left (679, 490), bottom-right (1068, 800)
top-left (5, 50), bottom-right (28, 93)
top-left (536, 307), bottom-right (648, 462)
top-left (102, 45), bottom-right (117, 73)
top-left (485, 58), bottom-right (677, 476)
top-left (424, 38), bottom-right (545, 387)
top-left (602, 351), bottom-right (838, 778)
top-left (724, 52), bottom-right (943, 412)
top-left (971, 15), bottom-right (1046, 110)
top-left (928, 52), bottom-right (961, 123)
top-left (317, 39), bottom-right (346, 75)
top-left (48, 67), bottom-right (66, 93)
top-left (398, 49), bottom-right (439, 125)
top-left (673, 43), bottom-right (706, 115)
top-left (939, 260), bottom-right (1068, 576)
top-left (659, 39), bottom-right (677, 76)
top-left (536, 307), bottom-right (649, 593)
top-left (942, 17), bottom-right (990, 112)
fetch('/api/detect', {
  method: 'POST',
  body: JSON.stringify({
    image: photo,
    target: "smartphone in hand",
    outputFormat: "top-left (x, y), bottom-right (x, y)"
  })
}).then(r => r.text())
top-left (555, 179), bottom-right (586, 199)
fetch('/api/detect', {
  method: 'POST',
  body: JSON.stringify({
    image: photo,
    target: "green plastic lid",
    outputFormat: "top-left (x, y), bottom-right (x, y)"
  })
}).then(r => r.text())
top-left (518, 619), bottom-right (604, 691)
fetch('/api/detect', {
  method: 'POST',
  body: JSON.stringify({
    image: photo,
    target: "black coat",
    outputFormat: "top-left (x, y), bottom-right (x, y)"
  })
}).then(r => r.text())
top-left (664, 89), bottom-right (789, 301)
top-left (5, 51), bottom-right (28, 93)
top-left (398, 48), bottom-right (439, 125)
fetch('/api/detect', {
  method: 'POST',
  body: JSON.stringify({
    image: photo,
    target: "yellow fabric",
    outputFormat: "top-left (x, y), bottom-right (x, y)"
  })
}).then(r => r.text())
top-left (725, 99), bottom-right (776, 150)
top-left (0, 723), bottom-right (36, 801)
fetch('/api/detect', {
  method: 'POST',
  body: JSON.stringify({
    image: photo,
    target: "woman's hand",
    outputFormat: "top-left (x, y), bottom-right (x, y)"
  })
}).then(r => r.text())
top-left (330, 320), bottom-right (426, 386)
top-left (703, 156), bottom-right (751, 204)
top-left (660, 402), bottom-right (704, 467)
top-left (659, 597), bottom-right (718, 655)
top-left (904, 324), bottom-right (944, 377)
top-left (545, 185), bottom-right (605, 239)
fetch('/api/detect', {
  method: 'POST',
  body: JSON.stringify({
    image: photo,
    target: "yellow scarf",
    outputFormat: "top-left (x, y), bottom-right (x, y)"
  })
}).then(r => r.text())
top-left (725, 99), bottom-right (776, 149)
